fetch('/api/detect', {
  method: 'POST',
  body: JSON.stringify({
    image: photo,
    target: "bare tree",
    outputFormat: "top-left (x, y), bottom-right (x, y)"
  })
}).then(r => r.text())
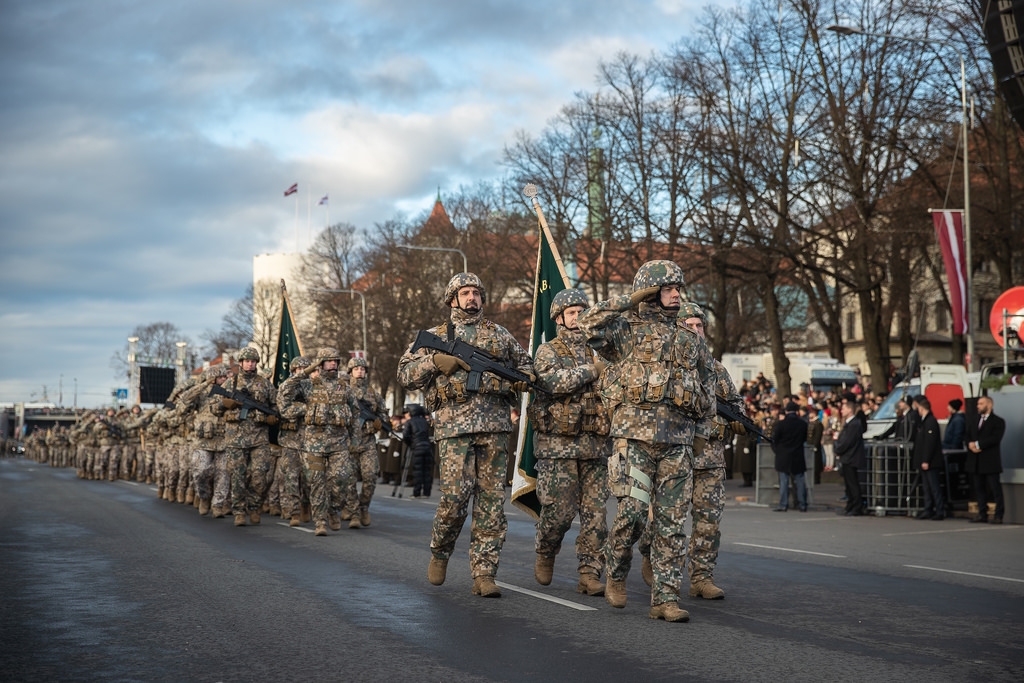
top-left (110, 322), bottom-right (194, 381)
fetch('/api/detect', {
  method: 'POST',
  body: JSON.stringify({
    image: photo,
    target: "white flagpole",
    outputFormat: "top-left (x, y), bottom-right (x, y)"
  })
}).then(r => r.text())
top-left (293, 190), bottom-right (299, 252)
top-left (306, 186), bottom-right (312, 252)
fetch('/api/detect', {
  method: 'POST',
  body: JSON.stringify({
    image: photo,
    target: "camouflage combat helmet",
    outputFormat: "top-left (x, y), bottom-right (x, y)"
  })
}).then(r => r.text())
top-left (289, 355), bottom-right (311, 372)
top-left (632, 260), bottom-right (685, 292)
top-left (347, 357), bottom-right (368, 370)
top-left (238, 346), bottom-right (261, 362)
top-left (315, 347), bottom-right (342, 366)
top-left (549, 288), bottom-right (590, 321)
top-left (444, 272), bottom-right (487, 305)
top-left (204, 364), bottom-right (230, 380)
top-left (679, 301), bottom-right (706, 323)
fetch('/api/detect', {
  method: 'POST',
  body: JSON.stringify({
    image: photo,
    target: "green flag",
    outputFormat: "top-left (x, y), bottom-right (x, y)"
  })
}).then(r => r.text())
top-left (273, 284), bottom-right (304, 387)
top-left (511, 210), bottom-right (569, 519)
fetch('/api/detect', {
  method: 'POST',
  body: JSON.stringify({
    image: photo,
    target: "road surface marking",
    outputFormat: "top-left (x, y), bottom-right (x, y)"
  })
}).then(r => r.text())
top-left (279, 522), bottom-right (313, 533)
top-left (883, 526), bottom-right (1021, 537)
top-left (904, 565), bottom-right (1024, 584)
top-left (495, 581), bottom-right (599, 611)
top-left (733, 542), bottom-right (846, 558)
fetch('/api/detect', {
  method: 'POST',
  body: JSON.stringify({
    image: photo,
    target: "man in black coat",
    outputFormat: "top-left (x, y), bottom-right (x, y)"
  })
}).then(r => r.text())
top-left (912, 397), bottom-right (945, 520)
top-left (833, 395), bottom-right (866, 516)
top-left (771, 403), bottom-right (808, 511)
top-left (966, 395), bottom-right (1006, 524)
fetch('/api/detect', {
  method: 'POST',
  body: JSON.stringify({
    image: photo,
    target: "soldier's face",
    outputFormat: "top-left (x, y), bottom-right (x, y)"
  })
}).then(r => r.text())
top-left (659, 285), bottom-right (681, 309)
top-left (351, 366), bottom-right (367, 378)
top-left (215, 375), bottom-right (227, 386)
top-left (453, 286), bottom-right (482, 312)
top-left (559, 305), bottom-right (585, 330)
top-left (241, 359), bottom-right (258, 373)
top-left (684, 316), bottom-right (705, 338)
top-left (323, 359), bottom-right (338, 372)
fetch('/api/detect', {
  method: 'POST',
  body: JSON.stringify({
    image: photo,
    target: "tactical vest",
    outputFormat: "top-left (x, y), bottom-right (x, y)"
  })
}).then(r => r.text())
top-left (528, 338), bottom-right (610, 437)
top-left (426, 321), bottom-right (512, 411)
top-left (304, 377), bottom-right (352, 427)
top-left (601, 318), bottom-right (712, 420)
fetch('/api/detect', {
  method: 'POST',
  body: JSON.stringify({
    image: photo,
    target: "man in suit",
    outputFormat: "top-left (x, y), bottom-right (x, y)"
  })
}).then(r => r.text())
top-left (913, 397), bottom-right (945, 520)
top-left (833, 394), bottom-right (866, 516)
top-left (771, 402), bottom-right (808, 512)
top-left (966, 395), bottom-right (1006, 524)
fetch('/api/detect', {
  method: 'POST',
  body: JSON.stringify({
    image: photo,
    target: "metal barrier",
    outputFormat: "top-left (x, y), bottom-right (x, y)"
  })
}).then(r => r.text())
top-left (755, 443), bottom-right (815, 508)
top-left (865, 440), bottom-right (921, 516)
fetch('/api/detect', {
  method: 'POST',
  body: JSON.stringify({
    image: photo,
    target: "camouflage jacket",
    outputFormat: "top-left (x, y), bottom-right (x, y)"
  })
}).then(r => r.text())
top-left (692, 359), bottom-right (743, 469)
top-left (177, 380), bottom-right (225, 451)
top-left (349, 376), bottom-right (388, 450)
top-left (578, 295), bottom-right (716, 446)
top-left (529, 327), bottom-right (611, 460)
top-left (294, 373), bottom-right (360, 454)
top-left (91, 416), bottom-right (124, 447)
top-left (215, 371), bottom-right (276, 449)
top-left (274, 373), bottom-right (307, 451)
top-left (398, 316), bottom-right (534, 440)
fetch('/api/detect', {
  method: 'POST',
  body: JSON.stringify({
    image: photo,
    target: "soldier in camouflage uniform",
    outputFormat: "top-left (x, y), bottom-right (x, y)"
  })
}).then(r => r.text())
top-left (176, 365), bottom-right (230, 516)
top-left (637, 303), bottom-right (745, 600)
top-left (275, 355), bottom-right (312, 526)
top-left (578, 260), bottom-right (716, 623)
top-left (398, 272), bottom-right (535, 598)
top-left (344, 357), bottom-right (388, 529)
top-left (216, 346), bottom-right (278, 527)
top-left (529, 289), bottom-right (611, 596)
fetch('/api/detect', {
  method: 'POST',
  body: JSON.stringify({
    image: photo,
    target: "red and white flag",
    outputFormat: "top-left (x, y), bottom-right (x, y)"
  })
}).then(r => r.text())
top-left (931, 209), bottom-right (968, 335)
top-left (318, 194), bottom-right (329, 205)
top-left (283, 183), bottom-right (298, 197)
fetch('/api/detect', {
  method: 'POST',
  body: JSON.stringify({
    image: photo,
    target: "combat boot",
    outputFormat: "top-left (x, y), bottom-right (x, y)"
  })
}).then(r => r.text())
top-left (641, 555), bottom-right (654, 587)
top-left (157, 485), bottom-right (165, 499)
top-left (198, 499), bottom-right (211, 516)
top-left (289, 513), bottom-right (302, 527)
top-left (534, 555), bottom-right (555, 586)
top-left (234, 513), bottom-right (247, 527)
top-left (576, 572), bottom-right (605, 596)
top-left (328, 513), bottom-right (341, 531)
top-left (605, 578), bottom-right (627, 608)
top-left (689, 579), bottom-right (725, 600)
top-left (212, 505), bottom-right (226, 519)
top-left (649, 602), bottom-right (689, 622)
top-left (340, 508), bottom-right (353, 521)
top-left (176, 489), bottom-right (186, 504)
top-left (427, 557), bottom-right (448, 585)
top-left (248, 511), bottom-right (261, 525)
top-left (185, 489), bottom-right (195, 505)
top-left (359, 508), bottom-right (371, 527)
top-left (301, 504), bottom-right (312, 523)
top-left (269, 504), bottom-right (282, 517)
top-left (348, 516), bottom-right (361, 529)
top-left (314, 521), bottom-right (328, 536)
top-left (472, 576), bottom-right (501, 598)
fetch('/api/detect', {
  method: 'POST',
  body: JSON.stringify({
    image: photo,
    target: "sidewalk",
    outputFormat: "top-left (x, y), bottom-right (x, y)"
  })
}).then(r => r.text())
top-left (724, 470), bottom-right (850, 513)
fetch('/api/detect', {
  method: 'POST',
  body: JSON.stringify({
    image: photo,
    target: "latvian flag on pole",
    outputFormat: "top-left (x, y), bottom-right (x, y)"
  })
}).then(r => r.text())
top-left (931, 209), bottom-right (969, 335)
top-left (284, 183), bottom-right (298, 197)
top-left (318, 194), bottom-right (329, 205)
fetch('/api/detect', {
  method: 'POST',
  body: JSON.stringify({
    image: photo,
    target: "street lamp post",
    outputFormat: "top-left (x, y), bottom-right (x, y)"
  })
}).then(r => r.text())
top-left (397, 244), bottom-right (468, 273)
top-left (827, 24), bottom-right (975, 369)
top-left (311, 288), bottom-right (367, 358)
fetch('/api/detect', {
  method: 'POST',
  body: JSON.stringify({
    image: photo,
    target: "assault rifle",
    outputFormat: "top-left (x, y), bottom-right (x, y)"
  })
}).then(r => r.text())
top-left (357, 398), bottom-right (402, 441)
top-left (411, 329), bottom-right (547, 394)
top-left (717, 400), bottom-right (772, 443)
top-left (209, 384), bottom-right (280, 419)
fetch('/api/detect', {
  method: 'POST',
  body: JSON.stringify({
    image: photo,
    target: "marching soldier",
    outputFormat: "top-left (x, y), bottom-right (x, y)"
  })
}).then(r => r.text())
top-left (216, 346), bottom-right (278, 527)
top-left (529, 288), bottom-right (611, 596)
top-left (177, 365), bottom-right (230, 516)
top-left (276, 356), bottom-right (312, 526)
top-left (578, 260), bottom-right (716, 623)
top-left (398, 272), bottom-right (534, 598)
top-left (344, 357), bottom-right (388, 529)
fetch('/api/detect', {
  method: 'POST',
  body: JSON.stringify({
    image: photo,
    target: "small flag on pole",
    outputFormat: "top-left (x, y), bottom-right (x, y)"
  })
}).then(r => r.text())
top-left (318, 194), bottom-right (329, 205)
top-left (284, 183), bottom-right (298, 197)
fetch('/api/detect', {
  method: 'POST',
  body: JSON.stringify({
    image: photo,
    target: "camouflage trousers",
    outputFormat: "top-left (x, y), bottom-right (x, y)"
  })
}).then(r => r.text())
top-left (211, 451), bottom-right (231, 510)
top-left (190, 448), bottom-right (220, 502)
top-left (606, 438), bottom-right (692, 606)
top-left (273, 446), bottom-right (305, 517)
top-left (431, 433), bottom-right (509, 579)
top-left (639, 466), bottom-right (724, 584)
top-left (94, 445), bottom-right (118, 481)
top-left (175, 444), bottom-right (191, 500)
top-left (75, 445), bottom-right (88, 478)
top-left (535, 457), bottom-right (608, 577)
top-left (225, 444), bottom-right (274, 514)
top-left (301, 451), bottom-right (354, 525)
top-left (344, 442), bottom-right (379, 516)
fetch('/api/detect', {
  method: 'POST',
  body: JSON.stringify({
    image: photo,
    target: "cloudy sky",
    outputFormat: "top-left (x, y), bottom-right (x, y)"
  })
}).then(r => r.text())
top-left (0, 0), bottom-right (704, 408)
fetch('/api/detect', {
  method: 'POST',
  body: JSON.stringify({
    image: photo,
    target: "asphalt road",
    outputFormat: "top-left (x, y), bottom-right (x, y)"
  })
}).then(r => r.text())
top-left (2, 457), bottom-right (1022, 682)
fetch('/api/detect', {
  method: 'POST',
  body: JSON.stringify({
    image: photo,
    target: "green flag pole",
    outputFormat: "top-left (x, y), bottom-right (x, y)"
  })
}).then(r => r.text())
top-left (511, 184), bottom-right (570, 519)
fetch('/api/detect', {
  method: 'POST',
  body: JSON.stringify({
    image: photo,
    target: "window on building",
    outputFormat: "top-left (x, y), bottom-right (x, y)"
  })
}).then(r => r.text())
top-left (934, 302), bottom-right (947, 333)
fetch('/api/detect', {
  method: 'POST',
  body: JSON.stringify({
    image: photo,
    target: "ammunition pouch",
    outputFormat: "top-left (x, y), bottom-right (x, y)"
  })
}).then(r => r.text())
top-left (304, 403), bottom-right (349, 427)
top-left (304, 454), bottom-right (326, 472)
